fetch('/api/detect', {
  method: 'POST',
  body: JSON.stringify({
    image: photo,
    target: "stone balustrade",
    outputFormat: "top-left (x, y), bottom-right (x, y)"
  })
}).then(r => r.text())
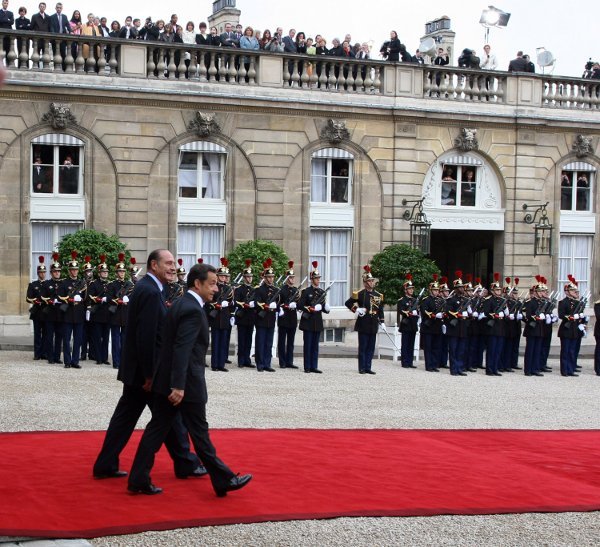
top-left (2, 29), bottom-right (599, 109)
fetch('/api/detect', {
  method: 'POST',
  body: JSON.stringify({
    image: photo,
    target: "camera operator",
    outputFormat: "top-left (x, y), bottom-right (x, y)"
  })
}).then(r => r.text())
top-left (583, 61), bottom-right (600, 79)
top-left (458, 48), bottom-right (480, 69)
top-left (139, 17), bottom-right (159, 41)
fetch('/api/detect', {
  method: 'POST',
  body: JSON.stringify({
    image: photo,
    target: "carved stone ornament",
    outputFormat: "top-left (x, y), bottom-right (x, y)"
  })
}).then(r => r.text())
top-left (454, 128), bottom-right (479, 152)
top-left (572, 134), bottom-right (593, 158)
top-left (41, 103), bottom-right (77, 130)
top-left (188, 112), bottom-right (220, 137)
top-left (321, 119), bottom-right (350, 144)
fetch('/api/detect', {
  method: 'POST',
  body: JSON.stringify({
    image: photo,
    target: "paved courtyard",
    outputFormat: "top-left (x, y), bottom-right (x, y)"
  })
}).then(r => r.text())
top-left (1, 350), bottom-right (599, 546)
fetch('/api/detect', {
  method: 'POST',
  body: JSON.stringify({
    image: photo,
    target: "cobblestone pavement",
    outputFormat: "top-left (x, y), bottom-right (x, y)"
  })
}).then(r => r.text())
top-left (1, 351), bottom-right (599, 546)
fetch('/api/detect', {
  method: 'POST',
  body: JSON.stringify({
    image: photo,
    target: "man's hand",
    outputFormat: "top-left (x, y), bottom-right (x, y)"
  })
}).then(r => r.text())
top-left (142, 378), bottom-right (152, 392)
top-left (168, 388), bottom-right (184, 406)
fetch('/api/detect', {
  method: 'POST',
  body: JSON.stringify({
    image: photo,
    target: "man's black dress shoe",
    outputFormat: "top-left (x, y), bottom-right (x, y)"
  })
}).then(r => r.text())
top-left (127, 483), bottom-right (163, 495)
top-left (96, 361), bottom-right (103, 365)
top-left (568, 373), bottom-right (579, 377)
top-left (64, 363), bottom-right (71, 368)
top-left (34, 357), bottom-right (41, 361)
top-left (542, 367), bottom-right (552, 372)
top-left (532, 372), bottom-right (544, 377)
top-left (287, 364), bottom-right (299, 369)
top-left (494, 372), bottom-right (502, 376)
top-left (311, 369), bottom-right (323, 373)
top-left (403, 365), bottom-right (417, 368)
top-left (215, 474), bottom-right (252, 497)
top-left (366, 370), bottom-right (376, 375)
top-left (71, 363), bottom-right (82, 369)
top-left (513, 366), bottom-right (522, 370)
top-left (177, 465), bottom-right (208, 479)
top-left (225, 360), bottom-right (232, 364)
top-left (451, 372), bottom-right (468, 376)
top-left (94, 470), bottom-right (128, 479)
top-left (264, 367), bottom-right (276, 372)
top-left (221, 368), bottom-right (229, 372)
top-left (304, 369), bottom-right (310, 373)
top-left (467, 368), bottom-right (478, 372)
top-left (359, 370), bottom-right (366, 374)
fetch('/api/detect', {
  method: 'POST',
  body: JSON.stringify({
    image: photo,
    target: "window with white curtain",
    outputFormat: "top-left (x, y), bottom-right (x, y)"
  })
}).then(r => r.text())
top-left (31, 138), bottom-right (83, 196)
top-left (558, 235), bottom-right (593, 295)
top-left (309, 229), bottom-right (351, 307)
top-left (177, 225), bottom-right (224, 271)
top-left (30, 222), bottom-right (82, 278)
top-left (311, 157), bottom-right (352, 204)
top-left (439, 164), bottom-right (478, 207)
top-left (178, 151), bottom-right (224, 199)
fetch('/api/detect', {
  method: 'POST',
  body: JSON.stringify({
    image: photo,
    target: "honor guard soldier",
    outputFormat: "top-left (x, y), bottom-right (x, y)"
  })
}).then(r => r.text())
top-left (80, 255), bottom-right (95, 362)
top-left (396, 274), bottom-right (419, 369)
top-left (208, 257), bottom-right (234, 371)
top-left (501, 277), bottom-right (523, 372)
top-left (438, 276), bottom-right (451, 369)
top-left (176, 259), bottom-right (187, 289)
top-left (107, 254), bottom-right (133, 369)
top-left (253, 259), bottom-right (279, 372)
top-left (233, 259), bottom-right (256, 368)
top-left (129, 257), bottom-right (141, 283)
top-left (345, 265), bottom-right (383, 375)
top-left (298, 261), bottom-right (329, 373)
top-left (419, 274), bottom-right (444, 372)
top-left (165, 260), bottom-right (186, 307)
top-left (277, 261), bottom-right (300, 369)
top-left (539, 278), bottom-right (556, 373)
top-left (41, 253), bottom-right (63, 365)
top-left (444, 271), bottom-right (470, 376)
top-left (464, 275), bottom-right (483, 372)
top-left (594, 296), bottom-right (600, 376)
top-left (58, 251), bottom-right (87, 368)
top-left (27, 256), bottom-right (47, 360)
top-left (482, 273), bottom-right (507, 376)
top-left (88, 255), bottom-right (111, 365)
top-left (558, 275), bottom-right (587, 377)
top-left (523, 276), bottom-right (547, 376)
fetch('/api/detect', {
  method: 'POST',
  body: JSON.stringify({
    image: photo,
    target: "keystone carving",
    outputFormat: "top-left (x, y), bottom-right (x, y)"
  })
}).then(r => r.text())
top-left (321, 119), bottom-right (350, 143)
top-left (572, 134), bottom-right (593, 158)
top-left (188, 112), bottom-right (220, 137)
top-left (41, 103), bottom-right (77, 130)
top-left (454, 128), bottom-right (478, 152)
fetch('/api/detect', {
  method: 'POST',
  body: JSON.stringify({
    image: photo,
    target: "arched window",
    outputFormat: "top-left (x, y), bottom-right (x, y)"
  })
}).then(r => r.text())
top-left (311, 148), bottom-right (354, 204)
top-left (559, 161), bottom-right (595, 212)
top-left (31, 134), bottom-right (84, 196)
top-left (438, 155), bottom-right (482, 208)
top-left (178, 142), bottom-right (226, 200)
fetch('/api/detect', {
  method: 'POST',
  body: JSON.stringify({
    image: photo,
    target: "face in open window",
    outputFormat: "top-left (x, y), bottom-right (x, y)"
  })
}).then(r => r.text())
top-left (31, 144), bottom-right (81, 195)
top-left (560, 170), bottom-right (592, 211)
top-left (178, 151), bottom-right (224, 199)
top-left (440, 165), bottom-right (477, 207)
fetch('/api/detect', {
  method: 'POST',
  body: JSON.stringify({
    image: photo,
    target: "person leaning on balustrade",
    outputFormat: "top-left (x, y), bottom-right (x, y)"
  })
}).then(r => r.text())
top-left (81, 13), bottom-right (100, 70)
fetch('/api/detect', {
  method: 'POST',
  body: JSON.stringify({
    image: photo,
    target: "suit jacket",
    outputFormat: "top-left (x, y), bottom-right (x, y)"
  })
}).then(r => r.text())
top-left (31, 12), bottom-right (51, 32)
top-left (118, 274), bottom-right (167, 387)
top-left (153, 291), bottom-right (209, 404)
top-left (508, 57), bottom-right (528, 72)
top-left (0, 9), bottom-right (14, 28)
top-left (118, 25), bottom-right (138, 39)
top-left (282, 35), bottom-right (296, 53)
top-left (49, 12), bottom-right (71, 34)
top-left (220, 31), bottom-right (239, 47)
top-left (15, 15), bottom-right (30, 31)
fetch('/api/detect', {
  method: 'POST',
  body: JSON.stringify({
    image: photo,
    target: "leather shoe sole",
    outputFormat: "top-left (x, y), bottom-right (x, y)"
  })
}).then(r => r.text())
top-left (215, 474), bottom-right (252, 497)
top-left (94, 470), bottom-right (128, 480)
top-left (127, 483), bottom-right (163, 495)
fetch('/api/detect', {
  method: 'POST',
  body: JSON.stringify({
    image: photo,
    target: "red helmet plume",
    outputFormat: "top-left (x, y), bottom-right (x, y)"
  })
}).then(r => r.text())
top-left (220, 257), bottom-right (228, 267)
top-left (514, 277), bottom-right (519, 286)
top-left (288, 260), bottom-right (294, 269)
top-left (406, 273), bottom-right (413, 281)
top-left (312, 260), bottom-right (318, 268)
top-left (39, 256), bottom-right (45, 264)
top-left (71, 250), bottom-right (78, 260)
top-left (505, 276), bottom-right (511, 284)
top-left (130, 257), bottom-right (136, 265)
top-left (440, 276), bottom-right (448, 284)
top-left (178, 258), bottom-right (183, 266)
top-left (466, 273), bottom-right (473, 283)
top-left (432, 273), bottom-right (438, 281)
top-left (364, 265), bottom-right (371, 273)
top-left (197, 258), bottom-right (204, 264)
top-left (455, 270), bottom-right (462, 279)
top-left (245, 259), bottom-right (252, 267)
top-left (118, 253), bottom-right (125, 262)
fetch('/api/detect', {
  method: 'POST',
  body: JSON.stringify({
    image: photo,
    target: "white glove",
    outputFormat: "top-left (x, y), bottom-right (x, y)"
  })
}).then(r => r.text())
top-left (504, 308), bottom-right (510, 315)
top-left (53, 298), bottom-right (60, 305)
top-left (85, 309), bottom-right (90, 321)
top-left (539, 313), bottom-right (546, 320)
top-left (509, 314), bottom-right (515, 320)
top-left (74, 294), bottom-right (82, 302)
top-left (378, 323), bottom-right (387, 333)
top-left (355, 309), bottom-right (365, 318)
top-left (583, 315), bottom-right (589, 323)
top-left (472, 312), bottom-right (479, 318)
top-left (324, 303), bottom-right (330, 313)
top-left (552, 315), bottom-right (558, 323)
top-left (498, 311), bottom-right (505, 318)
top-left (122, 295), bottom-right (129, 303)
top-left (517, 313), bottom-right (523, 320)
top-left (467, 306), bottom-right (472, 314)
top-left (461, 311), bottom-right (468, 318)
top-left (441, 324), bottom-right (447, 334)
top-left (435, 312), bottom-right (443, 319)
top-left (479, 313), bottom-right (486, 320)
top-left (268, 301), bottom-right (277, 310)
top-left (221, 300), bottom-right (229, 308)
top-left (314, 304), bottom-right (322, 312)
top-left (573, 313), bottom-right (580, 320)
top-left (357, 307), bottom-right (366, 316)
top-left (229, 316), bottom-right (235, 326)
top-left (578, 324), bottom-right (586, 332)
top-left (411, 310), bottom-right (418, 316)
top-left (101, 296), bottom-right (107, 303)
top-left (278, 309), bottom-right (284, 317)
top-left (545, 315), bottom-right (551, 324)
top-left (249, 301), bottom-right (255, 308)
top-left (289, 302), bottom-right (297, 310)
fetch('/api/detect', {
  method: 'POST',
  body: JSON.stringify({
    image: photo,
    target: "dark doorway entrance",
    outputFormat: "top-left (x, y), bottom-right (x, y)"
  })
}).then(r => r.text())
top-left (429, 230), bottom-right (503, 286)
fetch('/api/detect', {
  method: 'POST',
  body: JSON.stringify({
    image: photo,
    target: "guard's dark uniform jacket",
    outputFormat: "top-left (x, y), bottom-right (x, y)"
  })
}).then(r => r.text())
top-left (278, 283), bottom-right (300, 329)
top-left (419, 295), bottom-right (444, 334)
top-left (558, 297), bottom-right (584, 339)
top-left (505, 297), bottom-right (523, 338)
top-left (58, 277), bottom-right (87, 323)
top-left (165, 281), bottom-right (185, 308)
top-left (107, 278), bottom-right (134, 327)
top-left (207, 282), bottom-right (234, 329)
top-left (26, 279), bottom-right (45, 321)
top-left (233, 283), bottom-right (255, 327)
top-left (41, 277), bottom-right (63, 322)
top-left (444, 294), bottom-right (469, 337)
top-left (254, 282), bottom-right (279, 328)
top-left (298, 285), bottom-right (328, 331)
top-left (482, 294), bottom-right (507, 337)
top-left (345, 288), bottom-right (384, 334)
top-left (88, 278), bottom-right (110, 324)
top-left (397, 295), bottom-right (419, 333)
top-left (523, 297), bottom-right (545, 337)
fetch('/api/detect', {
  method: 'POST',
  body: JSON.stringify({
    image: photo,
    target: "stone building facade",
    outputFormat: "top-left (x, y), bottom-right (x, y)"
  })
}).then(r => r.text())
top-left (0, 32), bottom-right (598, 334)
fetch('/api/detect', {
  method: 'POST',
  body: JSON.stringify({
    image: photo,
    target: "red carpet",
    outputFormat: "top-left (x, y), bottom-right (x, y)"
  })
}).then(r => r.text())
top-left (1, 429), bottom-right (600, 538)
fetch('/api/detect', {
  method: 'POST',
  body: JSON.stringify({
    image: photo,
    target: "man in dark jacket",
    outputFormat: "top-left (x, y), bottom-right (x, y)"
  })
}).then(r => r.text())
top-left (558, 276), bottom-right (586, 376)
top-left (508, 50), bottom-right (528, 72)
top-left (128, 263), bottom-right (252, 496)
top-left (233, 260), bottom-right (256, 368)
top-left (26, 256), bottom-right (47, 360)
top-left (277, 261), bottom-right (299, 369)
top-left (444, 271), bottom-right (470, 376)
top-left (482, 273), bottom-right (507, 376)
top-left (396, 274), bottom-right (419, 368)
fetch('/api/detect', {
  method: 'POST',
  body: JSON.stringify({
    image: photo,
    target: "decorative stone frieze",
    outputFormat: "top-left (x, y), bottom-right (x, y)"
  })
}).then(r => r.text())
top-left (454, 128), bottom-right (478, 151)
top-left (572, 134), bottom-right (593, 158)
top-left (41, 103), bottom-right (77, 129)
top-left (321, 119), bottom-right (350, 143)
top-left (188, 111), bottom-right (220, 137)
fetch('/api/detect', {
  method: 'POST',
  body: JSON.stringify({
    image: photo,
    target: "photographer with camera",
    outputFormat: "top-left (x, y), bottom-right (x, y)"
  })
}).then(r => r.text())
top-left (139, 17), bottom-right (159, 41)
top-left (379, 30), bottom-right (401, 61)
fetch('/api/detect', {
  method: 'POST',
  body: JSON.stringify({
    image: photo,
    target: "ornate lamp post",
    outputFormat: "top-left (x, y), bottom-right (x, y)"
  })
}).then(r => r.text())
top-left (402, 198), bottom-right (432, 255)
top-left (522, 201), bottom-right (553, 256)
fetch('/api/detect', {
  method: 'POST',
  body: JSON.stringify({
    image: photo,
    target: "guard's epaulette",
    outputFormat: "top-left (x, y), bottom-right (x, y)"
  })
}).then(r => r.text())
top-left (483, 295), bottom-right (492, 300)
top-left (379, 292), bottom-right (384, 302)
top-left (352, 290), bottom-right (359, 300)
top-left (524, 297), bottom-right (532, 302)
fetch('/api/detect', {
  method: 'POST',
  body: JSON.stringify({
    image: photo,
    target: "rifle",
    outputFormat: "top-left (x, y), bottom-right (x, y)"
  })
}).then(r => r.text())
top-left (59, 278), bottom-right (86, 313)
top-left (486, 295), bottom-right (508, 328)
top-left (409, 288), bottom-right (425, 313)
top-left (256, 276), bottom-right (290, 318)
top-left (301, 280), bottom-right (336, 320)
top-left (109, 280), bottom-right (134, 314)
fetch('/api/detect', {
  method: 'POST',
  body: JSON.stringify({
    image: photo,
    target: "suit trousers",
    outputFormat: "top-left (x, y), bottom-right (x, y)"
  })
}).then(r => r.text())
top-left (92, 321), bottom-right (110, 362)
top-left (44, 320), bottom-right (63, 362)
top-left (447, 336), bottom-right (467, 374)
top-left (421, 332), bottom-right (441, 371)
top-left (524, 336), bottom-right (542, 375)
top-left (255, 326), bottom-right (275, 370)
top-left (277, 326), bottom-right (296, 367)
top-left (358, 332), bottom-right (376, 372)
top-left (94, 383), bottom-right (200, 477)
top-left (303, 330), bottom-right (320, 371)
top-left (400, 331), bottom-right (416, 367)
top-left (210, 328), bottom-right (228, 369)
top-left (129, 393), bottom-right (235, 492)
top-left (486, 335), bottom-right (504, 374)
top-left (63, 322), bottom-right (83, 366)
top-left (560, 337), bottom-right (578, 376)
top-left (595, 335), bottom-right (600, 376)
top-left (110, 325), bottom-right (126, 368)
top-left (32, 318), bottom-right (47, 359)
top-left (236, 324), bottom-right (253, 366)
top-left (541, 333), bottom-right (552, 369)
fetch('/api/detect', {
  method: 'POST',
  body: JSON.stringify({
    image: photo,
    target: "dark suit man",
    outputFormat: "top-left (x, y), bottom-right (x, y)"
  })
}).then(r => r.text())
top-left (93, 249), bottom-right (204, 480)
top-left (508, 51), bottom-right (528, 72)
top-left (0, 0), bottom-right (14, 56)
top-left (128, 263), bottom-right (252, 496)
top-left (49, 2), bottom-right (70, 69)
top-left (31, 2), bottom-right (51, 58)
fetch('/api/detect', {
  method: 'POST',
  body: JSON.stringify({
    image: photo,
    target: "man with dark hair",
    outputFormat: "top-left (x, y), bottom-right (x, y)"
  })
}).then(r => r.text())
top-left (128, 263), bottom-right (252, 496)
top-left (30, 2), bottom-right (50, 58)
top-left (508, 50), bottom-right (528, 72)
top-left (93, 249), bottom-right (205, 480)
